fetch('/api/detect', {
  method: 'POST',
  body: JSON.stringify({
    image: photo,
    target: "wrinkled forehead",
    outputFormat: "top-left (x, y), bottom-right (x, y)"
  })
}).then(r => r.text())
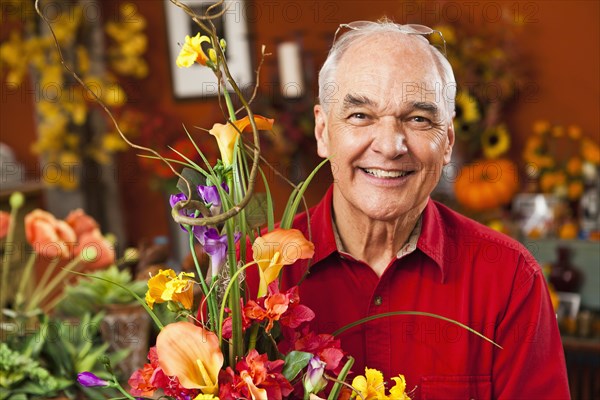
top-left (331, 33), bottom-right (449, 111)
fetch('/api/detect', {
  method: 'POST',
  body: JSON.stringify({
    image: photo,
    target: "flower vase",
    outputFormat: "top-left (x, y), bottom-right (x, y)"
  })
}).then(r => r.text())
top-left (100, 302), bottom-right (150, 379)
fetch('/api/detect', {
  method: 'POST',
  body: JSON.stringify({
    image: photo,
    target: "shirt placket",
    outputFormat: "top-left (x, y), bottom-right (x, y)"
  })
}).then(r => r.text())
top-left (364, 276), bottom-right (391, 374)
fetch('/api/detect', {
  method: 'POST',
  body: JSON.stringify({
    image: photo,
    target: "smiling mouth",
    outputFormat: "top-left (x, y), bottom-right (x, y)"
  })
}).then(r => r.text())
top-left (361, 168), bottom-right (414, 178)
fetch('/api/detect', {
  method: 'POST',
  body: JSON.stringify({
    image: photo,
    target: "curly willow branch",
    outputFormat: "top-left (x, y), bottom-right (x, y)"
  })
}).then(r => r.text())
top-left (169, 0), bottom-right (262, 227)
top-left (33, 0), bottom-right (195, 202)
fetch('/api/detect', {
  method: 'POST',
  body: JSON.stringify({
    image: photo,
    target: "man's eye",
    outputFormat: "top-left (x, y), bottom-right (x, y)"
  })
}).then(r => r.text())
top-left (411, 116), bottom-right (430, 123)
top-left (349, 113), bottom-right (367, 120)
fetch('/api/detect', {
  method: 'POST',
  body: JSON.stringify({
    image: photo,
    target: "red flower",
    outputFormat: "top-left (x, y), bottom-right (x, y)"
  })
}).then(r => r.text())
top-left (128, 347), bottom-right (159, 397)
top-left (0, 211), bottom-right (10, 239)
top-left (243, 284), bottom-right (315, 333)
top-left (128, 346), bottom-right (199, 399)
top-left (219, 350), bottom-right (293, 400)
top-left (280, 326), bottom-right (345, 373)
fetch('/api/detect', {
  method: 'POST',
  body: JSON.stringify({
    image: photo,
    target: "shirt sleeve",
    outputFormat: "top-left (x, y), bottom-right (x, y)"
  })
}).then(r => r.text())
top-left (492, 254), bottom-right (570, 399)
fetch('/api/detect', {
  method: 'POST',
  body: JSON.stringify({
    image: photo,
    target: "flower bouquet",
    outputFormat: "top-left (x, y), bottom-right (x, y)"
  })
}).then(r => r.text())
top-left (29, 1), bottom-right (497, 398)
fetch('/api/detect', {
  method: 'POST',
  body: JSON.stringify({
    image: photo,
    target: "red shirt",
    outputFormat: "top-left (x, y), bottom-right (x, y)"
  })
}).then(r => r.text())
top-left (253, 186), bottom-right (569, 399)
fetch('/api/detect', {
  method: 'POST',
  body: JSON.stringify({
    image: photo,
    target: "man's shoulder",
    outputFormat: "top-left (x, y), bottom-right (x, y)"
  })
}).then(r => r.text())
top-left (429, 200), bottom-right (540, 276)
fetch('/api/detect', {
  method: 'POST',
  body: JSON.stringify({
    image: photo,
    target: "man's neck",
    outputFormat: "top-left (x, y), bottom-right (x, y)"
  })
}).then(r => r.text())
top-left (332, 195), bottom-right (424, 277)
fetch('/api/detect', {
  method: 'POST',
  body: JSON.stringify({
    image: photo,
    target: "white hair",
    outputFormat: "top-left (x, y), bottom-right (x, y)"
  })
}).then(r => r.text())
top-left (318, 21), bottom-right (456, 120)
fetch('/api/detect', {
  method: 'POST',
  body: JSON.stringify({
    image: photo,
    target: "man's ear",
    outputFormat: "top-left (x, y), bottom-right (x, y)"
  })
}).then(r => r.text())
top-left (443, 117), bottom-right (455, 165)
top-left (314, 105), bottom-right (329, 158)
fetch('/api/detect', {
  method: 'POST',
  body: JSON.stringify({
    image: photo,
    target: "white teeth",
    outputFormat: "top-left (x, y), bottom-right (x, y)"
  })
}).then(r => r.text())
top-left (363, 168), bottom-right (409, 178)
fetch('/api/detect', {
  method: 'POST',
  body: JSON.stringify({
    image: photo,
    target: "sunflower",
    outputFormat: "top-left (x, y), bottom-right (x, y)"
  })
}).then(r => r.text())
top-left (454, 90), bottom-right (480, 123)
top-left (482, 124), bottom-right (510, 159)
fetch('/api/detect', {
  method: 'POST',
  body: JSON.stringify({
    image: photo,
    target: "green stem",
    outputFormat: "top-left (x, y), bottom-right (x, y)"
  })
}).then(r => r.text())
top-left (332, 311), bottom-right (502, 349)
top-left (217, 261), bottom-right (256, 342)
top-left (187, 225), bottom-right (217, 329)
top-left (327, 356), bottom-right (355, 400)
top-left (69, 270), bottom-right (164, 330)
top-left (223, 88), bottom-right (236, 122)
top-left (34, 257), bottom-right (60, 298)
top-left (14, 252), bottom-right (37, 310)
top-left (247, 322), bottom-right (260, 352)
top-left (224, 186), bottom-right (243, 365)
top-left (27, 255), bottom-right (84, 312)
top-left (111, 378), bottom-right (136, 400)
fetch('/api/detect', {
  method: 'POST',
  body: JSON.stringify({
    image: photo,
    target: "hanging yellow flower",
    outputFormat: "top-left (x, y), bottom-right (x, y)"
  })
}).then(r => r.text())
top-left (176, 33), bottom-right (212, 68)
top-left (209, 115), bottom-right (274, 166)
top-left (481, 124), bottom-right (510, 159)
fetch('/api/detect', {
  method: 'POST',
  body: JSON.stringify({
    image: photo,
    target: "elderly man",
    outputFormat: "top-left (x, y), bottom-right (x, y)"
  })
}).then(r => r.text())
top-left (274, 20), bottom-right (570, 399)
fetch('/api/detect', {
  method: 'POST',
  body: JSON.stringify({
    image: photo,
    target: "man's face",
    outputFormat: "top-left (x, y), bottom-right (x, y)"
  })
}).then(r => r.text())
top-left (315, 33), bottom-right (455, 222)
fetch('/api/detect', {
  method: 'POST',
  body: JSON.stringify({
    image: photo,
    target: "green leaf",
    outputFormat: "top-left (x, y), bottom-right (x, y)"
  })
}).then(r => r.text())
top-left (258, 168), bottom-right (275, 232)
top-left (176, 167), bottom-right (207, 200)
top-left (282, 351), bottom-right (313, 382)
top-left (244, 193), bottom-right (268, 229)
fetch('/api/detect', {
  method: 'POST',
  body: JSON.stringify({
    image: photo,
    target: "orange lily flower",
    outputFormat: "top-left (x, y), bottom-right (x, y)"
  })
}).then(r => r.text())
top-left (209, 115), bottom-right (274, 166)
top-left (252, 229), bottom-right (314, 297)
top-left (156, 321), bottom-right (223, 394)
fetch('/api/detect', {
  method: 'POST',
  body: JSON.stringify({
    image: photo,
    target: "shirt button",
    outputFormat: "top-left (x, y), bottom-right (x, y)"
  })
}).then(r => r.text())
top-left (374, 296), bottom-right (383, 306)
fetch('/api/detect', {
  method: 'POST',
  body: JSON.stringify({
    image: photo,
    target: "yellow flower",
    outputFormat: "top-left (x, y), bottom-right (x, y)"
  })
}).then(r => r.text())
top-left (532, 120), bottom-right (550, 135)
top-left (252, 228), bottom-right (314, 297)
top-left (567, 125), bottom-right (582, 140)
top-left (176, 33), bottom-right (212, 68)
top-left (389, 375), bottom-right (411, 400)
top-left (567, 181), bottom-right (584, 200)
top-left (156, 321), bottom-right (223, 394)
top-left (481, 124), bottom-right (510, 159)
top-left (122, 34), bottom-right (148, 56)
top-left (103, 83), bottom-right (127, 107)
top-left (581, 138), bottom-right (600, 165)
top-left (454, 90), bottom-right (480, 124)
top-left (209, 115), bottom-right (274, 166)
top-left (551, 125), bottom-right (565, 138)
top-left (194, 395), bottom-right (220, 400)
top-left (103, 132), bottom-right (128, 152)
top-left (77, 46), bottom-right (90, 74)
top-left (145, 269), bottom-right (195, 310)
top-left (351, 368), bottom-right (387, 400)
top-left (566, 157), bottom-right (583, 177)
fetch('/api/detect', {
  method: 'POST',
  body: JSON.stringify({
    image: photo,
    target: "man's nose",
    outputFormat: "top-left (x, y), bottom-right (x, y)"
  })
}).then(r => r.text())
top-left (371, 118), bottom-right (408, 159)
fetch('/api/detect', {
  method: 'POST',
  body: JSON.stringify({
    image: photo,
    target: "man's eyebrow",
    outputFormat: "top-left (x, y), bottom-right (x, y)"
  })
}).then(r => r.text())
top-left (411, 101), bottom-right (440, 115)
top-left (342, 93), bottom-right (376, 110)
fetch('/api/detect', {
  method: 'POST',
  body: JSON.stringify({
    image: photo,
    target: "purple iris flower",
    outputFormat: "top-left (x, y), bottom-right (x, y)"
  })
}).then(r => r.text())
top-left (77, 372), bottom-right (109, 387)
top-left (170, 192), bottom-right (203, 233)
top-left (303, 356), bottom-right (327, 394)
top-left (202, 227), bottom-right (240, 277)
top-left (197, 183), bottom-right (229, 216)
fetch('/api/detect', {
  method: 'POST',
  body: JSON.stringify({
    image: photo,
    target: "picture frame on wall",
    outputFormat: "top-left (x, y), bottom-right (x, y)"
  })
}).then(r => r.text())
top-left (164, 0), bottom-right (253, 99)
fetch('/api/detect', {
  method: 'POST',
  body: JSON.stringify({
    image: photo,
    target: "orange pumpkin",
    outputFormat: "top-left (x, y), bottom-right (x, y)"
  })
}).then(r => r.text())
top-left (454, 159), bottom-right (519, 212)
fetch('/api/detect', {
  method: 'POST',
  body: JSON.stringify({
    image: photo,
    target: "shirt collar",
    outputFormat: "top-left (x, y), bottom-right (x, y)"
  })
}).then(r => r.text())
top-left (309, 185), bottom-right (338, 264)
top-left (310, 186), bottom-right (446, 282)
top-left (417, 198), bottom-right (447, 283)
